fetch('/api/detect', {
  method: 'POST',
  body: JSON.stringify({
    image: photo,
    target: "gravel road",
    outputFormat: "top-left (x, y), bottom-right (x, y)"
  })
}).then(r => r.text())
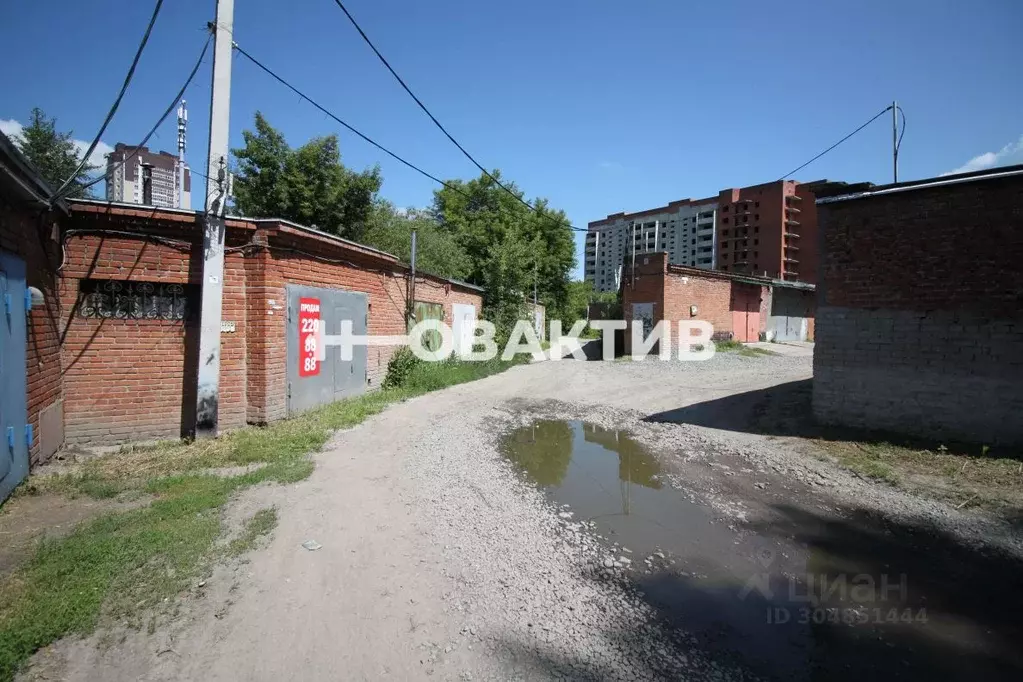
top-left (35, 348), bottom-right (1023, 681)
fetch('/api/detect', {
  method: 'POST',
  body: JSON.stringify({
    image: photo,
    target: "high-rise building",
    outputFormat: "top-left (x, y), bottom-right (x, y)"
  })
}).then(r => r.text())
top-left (585, 180), bottom-right (823, 291)
top-left (105, 144), bottom-right (190, 209)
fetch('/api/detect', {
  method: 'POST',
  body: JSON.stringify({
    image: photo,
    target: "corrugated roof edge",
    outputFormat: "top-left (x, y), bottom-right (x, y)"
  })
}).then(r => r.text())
top-left (66, 200), bottom-right (485, 293)
top-left (817, 164), bottom-right (1023, 205)
top-left (666, 263), bottom-right (815, 291)
top-left (0, 130), bottom-right (69, 213)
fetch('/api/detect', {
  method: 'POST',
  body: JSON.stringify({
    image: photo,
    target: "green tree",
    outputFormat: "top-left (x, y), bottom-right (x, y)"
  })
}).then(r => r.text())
top-left (232, 112), bottom-right (382, 240)
top-left (432, 171), bottom-right (575, 335)
top-left (14, 107), bottom-right (96, 198)
top-left (361, 200), bottom-right (470, 280)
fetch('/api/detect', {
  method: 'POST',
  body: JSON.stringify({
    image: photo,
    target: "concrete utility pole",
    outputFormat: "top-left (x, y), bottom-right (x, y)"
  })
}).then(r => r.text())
top-left (892, 100), bottom-right (898, 183)
top-left (407, 228), bottom-right (417, 327)
top-left (194, 0), bottom-right (234, 439)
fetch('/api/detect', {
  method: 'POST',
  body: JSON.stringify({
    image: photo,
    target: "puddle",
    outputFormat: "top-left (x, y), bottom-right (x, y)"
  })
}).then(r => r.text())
top-left (500, 420), bottom-right (1022, 680)
top-left (502, 420), bottom-right (719, 558)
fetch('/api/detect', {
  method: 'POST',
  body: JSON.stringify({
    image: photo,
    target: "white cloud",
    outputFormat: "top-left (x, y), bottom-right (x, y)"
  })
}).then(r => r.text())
top-left (943, 135), bottom-right (1023, 176)
top-left (597, 160), bottom-right (625, 172)
top-left (0, 118), bottom-right (24, 141)
top-left (0, 117), bottom-right (113, 170)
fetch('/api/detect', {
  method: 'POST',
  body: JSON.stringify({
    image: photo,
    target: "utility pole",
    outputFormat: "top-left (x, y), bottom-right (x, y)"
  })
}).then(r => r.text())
top-left (194, 0), bottom-right (234, 439)
top-left (892, 100), bottom-right (898, 183)
top-left (631, 221), bottom-right (636, 288)
top-left (406, 228), bottom-right (417, 328)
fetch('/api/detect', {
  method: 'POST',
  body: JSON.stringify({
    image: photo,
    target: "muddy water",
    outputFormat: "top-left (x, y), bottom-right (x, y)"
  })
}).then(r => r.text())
top-left (501, 420), bottom-right (1023, 681)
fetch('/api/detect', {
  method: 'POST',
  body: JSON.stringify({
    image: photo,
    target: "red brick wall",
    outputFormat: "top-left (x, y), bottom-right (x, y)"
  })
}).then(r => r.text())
top-left (59, 208), bottom-right (251, 444)
top-left (814, 173), bottom-right (1023, 445)
top-left (60, 208), bottom-right (482, 442)
top-left (819, 177), bottom-right (1023, 314)
top-left (0, 199), bottom-right (63, 463)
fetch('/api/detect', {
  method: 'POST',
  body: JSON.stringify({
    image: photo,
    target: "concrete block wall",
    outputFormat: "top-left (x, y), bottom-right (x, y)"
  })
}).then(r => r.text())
top-left (813, 173), bottom-right (1023, 445)
top-left (0, 198), bottom-right (63, 464)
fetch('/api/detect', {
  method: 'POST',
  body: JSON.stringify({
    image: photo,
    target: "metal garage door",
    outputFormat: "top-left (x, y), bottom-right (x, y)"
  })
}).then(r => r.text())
top-left (286, 285), bottom-right (368, 415)
top-left (770, 289), bottom-right (811, 342)
top-left (0, 251), bottom-right (29, 502)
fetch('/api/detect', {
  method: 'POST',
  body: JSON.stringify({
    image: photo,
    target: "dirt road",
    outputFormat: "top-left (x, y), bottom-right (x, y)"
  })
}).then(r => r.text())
top-left (35, 349), bottom-right (1023, 681)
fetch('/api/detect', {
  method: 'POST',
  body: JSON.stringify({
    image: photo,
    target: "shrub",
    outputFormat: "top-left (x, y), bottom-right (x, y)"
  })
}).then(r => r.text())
top-left (382, 346), bottom-right (421, 389)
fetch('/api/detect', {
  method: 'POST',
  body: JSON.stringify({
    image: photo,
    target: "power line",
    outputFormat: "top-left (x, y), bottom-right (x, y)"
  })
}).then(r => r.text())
top-left (777, 105), bottom-right (893, 181)
top-left (55, 0), bottom-right (165, 198)
top-left (59, 34), bottom-right (212, 202)
top-left (325, 1), bottom-right (540, 213)
top-left (231, 42), bottom-right (589, 232)
top-left (896, 105), bottom-right (906, 154)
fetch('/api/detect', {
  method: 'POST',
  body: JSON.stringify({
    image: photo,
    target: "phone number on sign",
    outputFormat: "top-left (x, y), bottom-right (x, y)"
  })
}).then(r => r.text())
top-left (767, 607), bottom-right (928, 625)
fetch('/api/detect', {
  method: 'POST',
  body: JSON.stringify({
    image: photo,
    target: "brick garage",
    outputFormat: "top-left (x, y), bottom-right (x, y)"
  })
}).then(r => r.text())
top-left (0, 135), bottom-right (64, 468)
top-left (621, 252), bottom-right (814, 353)
top-left (813, 166), bottom-right (1023, 445)
top-left (62, 201), bottom-right (482, 446)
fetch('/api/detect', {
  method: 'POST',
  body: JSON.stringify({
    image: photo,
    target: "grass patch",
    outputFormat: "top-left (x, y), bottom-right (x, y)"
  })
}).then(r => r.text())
top-left (227, 507), bottom-right (278, 557)
top-left (0, 354), bottom-right (526, 680)
top-left (817, 439), bottom-right (1023, 508)
top-left (714, 339), bottom-right (776, 357)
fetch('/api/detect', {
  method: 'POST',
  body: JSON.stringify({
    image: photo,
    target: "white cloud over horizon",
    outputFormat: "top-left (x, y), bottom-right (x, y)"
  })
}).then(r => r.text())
top-left (0, 117), bottom-right (114, 171)
top-left (943, 134), bottom-right (1023, 176)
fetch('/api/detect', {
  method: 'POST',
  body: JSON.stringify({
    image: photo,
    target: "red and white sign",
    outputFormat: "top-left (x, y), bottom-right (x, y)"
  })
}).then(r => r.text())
top-left (298, 297), bottom-right (321, 377)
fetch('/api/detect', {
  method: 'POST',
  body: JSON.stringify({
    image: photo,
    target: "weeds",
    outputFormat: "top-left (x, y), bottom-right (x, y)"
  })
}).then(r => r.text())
top-left (227, 507), bottom-right (278, 557)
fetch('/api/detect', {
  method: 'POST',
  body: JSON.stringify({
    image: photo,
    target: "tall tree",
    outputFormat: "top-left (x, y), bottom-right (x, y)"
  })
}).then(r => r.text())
top-left (361, 200), bottom-right (470, 281)
top-left (432, 171), bottom-right (575, 334)
top-left (14, 107), bottom-right (96, 198)
top-left (232, 112), bottom-right (382, 240)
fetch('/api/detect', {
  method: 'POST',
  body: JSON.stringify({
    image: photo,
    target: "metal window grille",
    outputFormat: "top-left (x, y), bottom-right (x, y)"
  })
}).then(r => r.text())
top-left (77, 279), bottom-right (196, 321)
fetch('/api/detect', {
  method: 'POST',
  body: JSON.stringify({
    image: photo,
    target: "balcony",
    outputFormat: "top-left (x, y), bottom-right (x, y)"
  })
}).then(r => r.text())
top-left (784, 243), bottom-right (800, 252)
top-left (785, 217), bottom-right (801, 227)
top-left (786, 193), bottom-right (803, 202)
top-left (783, 256), bottom-right (799, 264)
top-left (782, 271), bottom-right (800, 281)
top-left (785, 204), bottom-right (801, 214)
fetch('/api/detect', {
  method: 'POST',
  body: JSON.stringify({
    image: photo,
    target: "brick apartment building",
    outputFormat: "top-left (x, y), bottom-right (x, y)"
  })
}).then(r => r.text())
top-left (813, 164), bottom-right (1023, 445)
top-left (585, 179), bottom-right (823, 292)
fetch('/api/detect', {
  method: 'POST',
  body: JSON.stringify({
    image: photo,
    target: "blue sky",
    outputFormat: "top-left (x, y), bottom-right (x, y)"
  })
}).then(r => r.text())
top-left (2, 0), bottom-right (1021, 278)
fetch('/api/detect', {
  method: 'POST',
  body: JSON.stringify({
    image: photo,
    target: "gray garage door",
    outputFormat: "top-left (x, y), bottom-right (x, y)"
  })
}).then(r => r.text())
top-left (769, 289), bottom-right (812, 342)
top-left (286, 284), bottom-right (368, 415)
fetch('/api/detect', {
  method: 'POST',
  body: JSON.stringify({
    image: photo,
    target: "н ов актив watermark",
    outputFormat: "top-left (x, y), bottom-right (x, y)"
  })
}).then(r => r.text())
top-left (305, 318), bottom-right (719, 364)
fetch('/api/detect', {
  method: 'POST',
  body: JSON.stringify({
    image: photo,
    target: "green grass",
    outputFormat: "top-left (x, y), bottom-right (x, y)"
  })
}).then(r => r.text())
top-left (0, 355), bottom-right (526, 681)
top-left (817, 439), bottom-right (1023, 507)
top-left (227, 507), bottom-right (278, 557)
top-left (713, 339), bottom-right (776, 357)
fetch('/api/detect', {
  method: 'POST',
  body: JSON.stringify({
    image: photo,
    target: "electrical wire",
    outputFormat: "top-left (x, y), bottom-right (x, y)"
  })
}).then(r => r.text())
top-left (326, 0), bottom-right (556, 223)
top-left (64, 34), bottom-right (212, 202)
top-left (777, 105), bottom-right (893, 181)
top-left (54, 0), bottom-right (165, 198)
top-left (896, 106), bottom-right (906, 155)
top-left (232, 42), bottom-right (587, 232)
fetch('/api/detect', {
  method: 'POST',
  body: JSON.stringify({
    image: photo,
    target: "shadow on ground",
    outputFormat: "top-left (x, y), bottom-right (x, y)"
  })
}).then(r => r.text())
top-left (493, 501), bottom-right (1023, 681)
top-left (643, 379), bottom-right (1022, 461)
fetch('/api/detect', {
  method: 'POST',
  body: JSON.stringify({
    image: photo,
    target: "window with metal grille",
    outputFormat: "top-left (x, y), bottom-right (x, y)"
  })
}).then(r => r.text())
top-left (77, 279), bottom-right (197, 321)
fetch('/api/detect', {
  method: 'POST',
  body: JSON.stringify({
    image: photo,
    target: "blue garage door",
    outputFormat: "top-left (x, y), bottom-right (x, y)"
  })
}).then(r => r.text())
top-left (0, 250), bottom-right (29, 502)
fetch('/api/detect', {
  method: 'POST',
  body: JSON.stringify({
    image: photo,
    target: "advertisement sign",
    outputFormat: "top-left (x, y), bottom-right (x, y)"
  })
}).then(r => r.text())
top-left (298, 297), bottom-right (321, 377)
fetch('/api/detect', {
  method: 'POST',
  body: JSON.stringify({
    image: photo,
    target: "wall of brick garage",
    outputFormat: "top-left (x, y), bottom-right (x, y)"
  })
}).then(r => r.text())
top-left (0, 199), bottom-right (63, 464)
top-left (60, 208), bottom-right (251, 444)
top-left (249, 227), bottom-right (482, 422)
top-left (813, 173), bottom-right (1023, 445)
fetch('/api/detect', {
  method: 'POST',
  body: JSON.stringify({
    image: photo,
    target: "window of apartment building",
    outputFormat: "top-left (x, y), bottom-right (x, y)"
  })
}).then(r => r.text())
top-left (722, 229), bottom-right (729, 236)
top-left (754, 214), bottom-right (759, 221)
top-left (754, 239), bottom-right (758, 245)
top-left (754, 226), bottom-right (759, 233)
top-left (722, 206), bottom-right (728, 213)
top-left (723, 217), bottom-right (729, 224)
top-left (754, 201), bottom-right (759, 208)
top-left (691, 250), bottom-right (696, 256)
